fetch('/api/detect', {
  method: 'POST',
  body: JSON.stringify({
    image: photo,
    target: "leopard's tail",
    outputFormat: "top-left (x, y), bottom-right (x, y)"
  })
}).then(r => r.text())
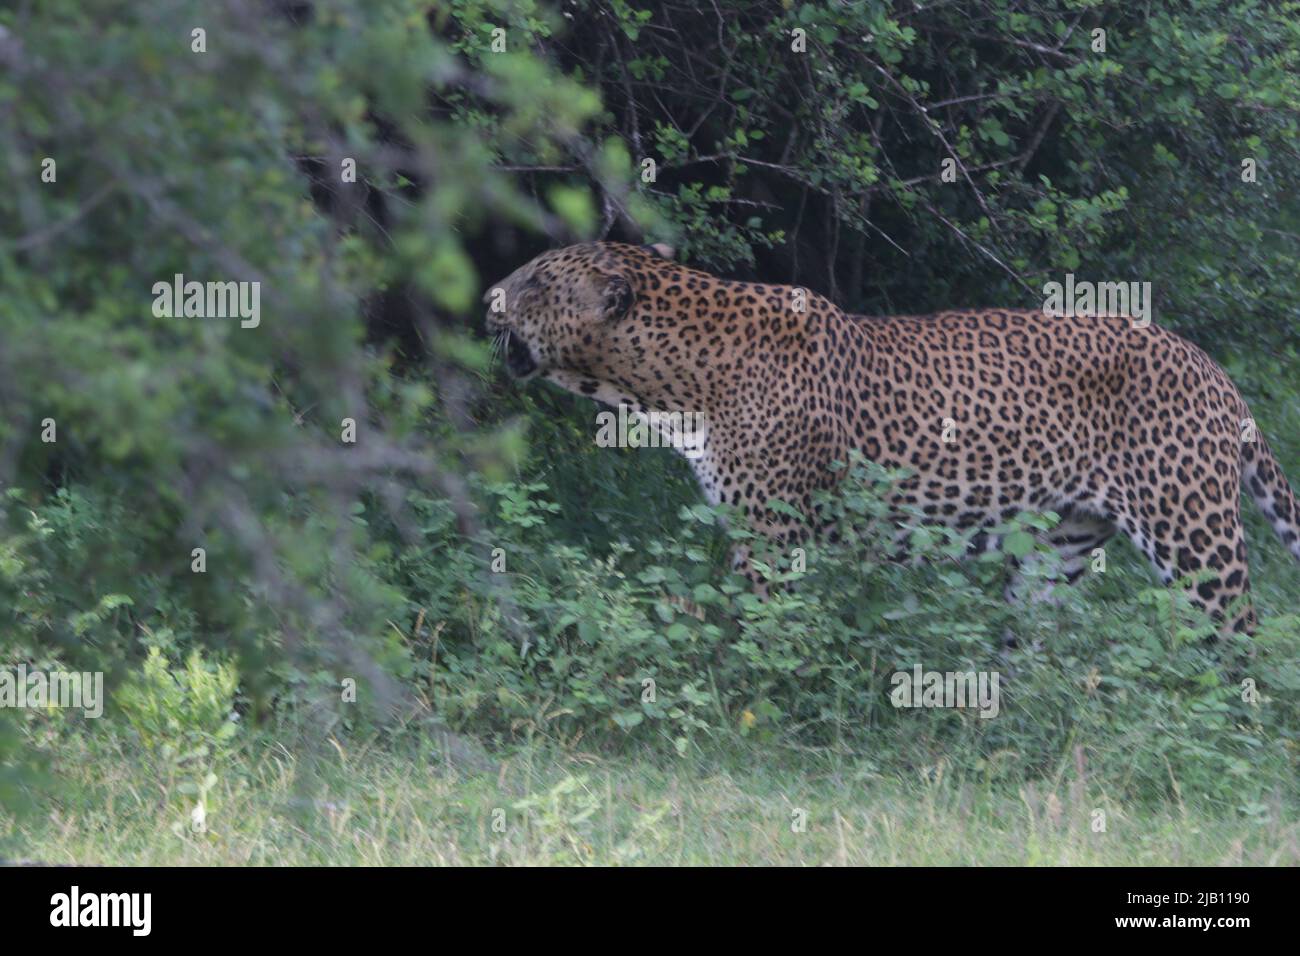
top-left (1241, 428), bottom-right (1300, 563)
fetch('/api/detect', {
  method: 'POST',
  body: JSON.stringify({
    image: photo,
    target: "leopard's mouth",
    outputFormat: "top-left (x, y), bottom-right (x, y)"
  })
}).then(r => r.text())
top-left (496, 328), bottom-right (539, 380)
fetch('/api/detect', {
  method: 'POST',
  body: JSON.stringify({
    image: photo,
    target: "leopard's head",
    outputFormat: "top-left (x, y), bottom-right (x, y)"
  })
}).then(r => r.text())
top-left (483, 241), bottom-right (675, 383)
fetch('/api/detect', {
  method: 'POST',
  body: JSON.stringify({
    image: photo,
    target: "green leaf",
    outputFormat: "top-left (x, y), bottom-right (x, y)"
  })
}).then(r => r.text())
top-left (1003, 531), bottom-right (1035, 559)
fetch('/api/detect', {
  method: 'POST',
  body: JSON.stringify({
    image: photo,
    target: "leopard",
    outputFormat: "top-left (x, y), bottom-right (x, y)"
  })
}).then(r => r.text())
top-left (485, 240), bottom-right (1300, 633)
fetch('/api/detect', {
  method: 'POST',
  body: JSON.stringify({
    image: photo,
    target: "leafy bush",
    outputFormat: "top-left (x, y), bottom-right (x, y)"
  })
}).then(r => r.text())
top-left (377, 455), bottom-right (1300, 807)
top-left (117, 647), bottom-right (241, 835)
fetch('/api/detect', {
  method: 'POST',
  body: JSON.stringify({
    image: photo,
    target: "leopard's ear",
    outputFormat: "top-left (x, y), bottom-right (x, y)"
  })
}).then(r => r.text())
top-left (644, 242), bottom-right (676, 260)
top-left (600, 273), bottom-right (635, 321)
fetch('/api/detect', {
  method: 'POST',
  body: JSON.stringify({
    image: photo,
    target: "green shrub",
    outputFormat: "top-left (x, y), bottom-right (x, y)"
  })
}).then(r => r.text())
top-left (117, 647), bottom-right (241, 835)
top-left (377, 455), bottom-right (1300, 808)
